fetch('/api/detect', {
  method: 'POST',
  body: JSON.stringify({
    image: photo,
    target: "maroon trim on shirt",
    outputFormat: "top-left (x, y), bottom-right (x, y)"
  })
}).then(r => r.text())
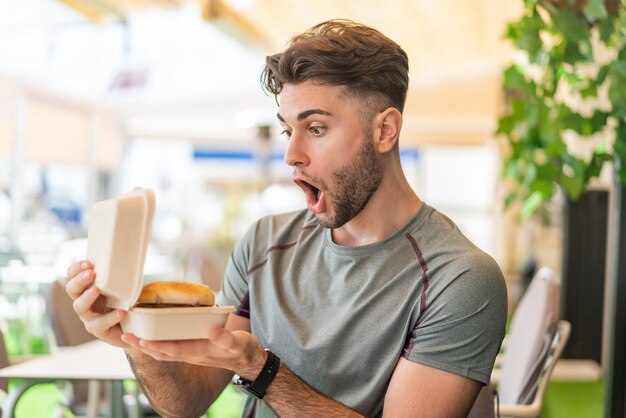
top-left (402, 232), bottom-right (430, 358)
top-left (245, 222), bottom-right (319, 275)
top-left (245, 259), bottom-right (268, 276)
top-left (246, 242), bottom-right (298, 274)
top-left (403, 327), bottom-right (419, 359)
top-left (405, 232), bottom-right (430, 315)
top-left (243, 398), bottom-right (257, 418)
top-left (235, 292), bottom-right (251, 319)
top-left (238, 221), bottom-right (319, 320)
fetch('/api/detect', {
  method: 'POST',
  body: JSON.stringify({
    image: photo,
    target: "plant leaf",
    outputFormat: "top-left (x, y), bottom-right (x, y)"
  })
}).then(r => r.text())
top-left (608, 60), bottom-right (626, 117)
top-left (552, 8), bottom-right (591, 44)
top-left (523, 161), bottom-right (539, 186)
top-left (590, 111), bottom-right (609, 133)
top-left (598, 18), bottom-right (615, 44)
top-left (561, 155), bottom-right (587, 198)
top-left (617, 121), bottom-right (626, 184)
top-left (521, 191), bottom-right (547, 220)
top-left (496, 114), bottom-right (517, 136)
top-left (614, 121), bottom-right (626, 161)
top-left (504, 159), bottom-right (521, 179)
top-left (531, 178), bottom-right (555, 197)
top-left (500, 0), bottom-right (626, 213)
top-left (619, 165), bottom-right (626, 184)
top-left (504, 192), bottom-right (519, 209)
top-left (503, 64), bottom-right (530, 91)
top-left (585, 151), bottom-right (612, 181)
top-left (583, 0), bottom-right (608, 23)
top-left (514, 12), bottom-right (547, 62)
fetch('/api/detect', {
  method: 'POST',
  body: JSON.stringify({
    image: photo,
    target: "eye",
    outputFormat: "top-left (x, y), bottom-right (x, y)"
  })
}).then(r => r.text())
top-left (281, 129), bottom-right (293, 139)
top-left (309, 125), bottom-right (326, 136)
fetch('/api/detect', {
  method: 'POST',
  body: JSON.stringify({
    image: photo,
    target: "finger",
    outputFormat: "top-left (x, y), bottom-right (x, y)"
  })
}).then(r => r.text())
top-left (141, 348), bottom-right (177, 362)
top-left (84, 309), bottom-right (124, 339)
top-left (66, 260), bottom-right (92, 279)
top-left (207, 327), bottom-right (238, 352)
top-left (121, 335), bottom-right (177, 362)
top-left (138, 337), bottom-right (217, 362)
top-left (66, 270), bottom-right (95, 300)
top-left (137, 339), bottom-right (193, 357)
top-left (121, 333), bottom-right (141, 346)
top-left (72, 285), bottom-right (101, 318)
top-left (122, 334), bottom-right (173, 355)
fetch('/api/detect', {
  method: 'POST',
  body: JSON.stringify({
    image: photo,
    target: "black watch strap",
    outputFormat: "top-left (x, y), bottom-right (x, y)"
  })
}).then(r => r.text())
top-left (234, 349), bottom-right (280, 399)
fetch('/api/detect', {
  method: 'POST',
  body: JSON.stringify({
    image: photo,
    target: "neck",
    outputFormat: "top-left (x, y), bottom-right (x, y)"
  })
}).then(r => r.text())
top-left (331, 166), bottom-right (422, 247)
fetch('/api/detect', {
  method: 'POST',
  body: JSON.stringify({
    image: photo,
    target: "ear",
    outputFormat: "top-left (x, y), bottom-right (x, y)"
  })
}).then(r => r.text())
top-left (374, 107), bottom-right (403, 154)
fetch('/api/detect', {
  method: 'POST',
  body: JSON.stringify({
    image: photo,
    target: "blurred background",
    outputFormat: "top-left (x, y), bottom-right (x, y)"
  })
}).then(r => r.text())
top-left (0, 0), bottom-right (617, 417)
top-left (0, 0), bottom-right (534, 295)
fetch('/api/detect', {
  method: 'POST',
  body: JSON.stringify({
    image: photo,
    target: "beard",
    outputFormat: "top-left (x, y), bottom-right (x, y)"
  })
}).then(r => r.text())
top-left (315, 132), bottom-right (383, 229)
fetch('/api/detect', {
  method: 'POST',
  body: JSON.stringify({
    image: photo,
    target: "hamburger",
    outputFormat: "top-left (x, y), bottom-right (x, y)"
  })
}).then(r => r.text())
top-left (135, 281), bottom-right (215, 308)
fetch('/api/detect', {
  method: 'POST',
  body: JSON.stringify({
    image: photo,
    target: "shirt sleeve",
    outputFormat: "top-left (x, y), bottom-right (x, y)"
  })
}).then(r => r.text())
top-left (215, 223), bottom-right (256, 316)
top-left (403, 256), bottom-right (508, 385)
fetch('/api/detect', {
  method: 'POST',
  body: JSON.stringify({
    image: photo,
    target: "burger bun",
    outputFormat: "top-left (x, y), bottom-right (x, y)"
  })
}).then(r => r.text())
top-left (137, 281), bottom-right (215, 306)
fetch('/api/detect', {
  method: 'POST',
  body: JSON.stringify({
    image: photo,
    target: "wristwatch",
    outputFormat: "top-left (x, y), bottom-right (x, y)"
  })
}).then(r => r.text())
top-left (234, 349), bottom-right (281, 399)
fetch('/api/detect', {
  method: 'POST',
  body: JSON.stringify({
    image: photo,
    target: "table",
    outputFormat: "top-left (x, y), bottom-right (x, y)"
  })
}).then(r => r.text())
top-left (0, 340), bottom-right (135, 418)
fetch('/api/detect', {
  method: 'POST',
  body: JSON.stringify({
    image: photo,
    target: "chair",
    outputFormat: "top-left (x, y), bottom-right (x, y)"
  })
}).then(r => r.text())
top-left (497, 320), bottom-right (570, 417)
top-left (0, 328), bottom-right (9, 410)
top-left (0, 330), bottom-right (8, 418)
top-left (469, 267), bottom-right (571, 418)
top-left (46, 279), bottom-right (94, 348)
top-left (45, 278), bottom-right (103, 417)
top-left (46, 279), bottom-right (159, 418)
top-left (0, 328), bottom-right (65, 418)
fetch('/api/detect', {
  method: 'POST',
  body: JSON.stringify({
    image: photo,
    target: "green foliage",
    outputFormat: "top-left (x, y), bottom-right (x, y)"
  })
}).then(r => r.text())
top-left (7, 380), bottom-right (244, 418)
top-left (498, 0), bottom-right (626, 219)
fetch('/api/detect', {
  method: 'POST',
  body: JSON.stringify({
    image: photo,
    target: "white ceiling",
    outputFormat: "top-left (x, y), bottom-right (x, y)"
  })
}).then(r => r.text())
top-left (0, 0), bottom-right (524, 144)
top-left (0, 1), bottom-right (268, 105)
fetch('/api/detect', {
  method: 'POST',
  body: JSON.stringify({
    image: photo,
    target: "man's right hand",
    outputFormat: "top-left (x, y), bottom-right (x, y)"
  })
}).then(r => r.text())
top-left (65, 260), bottom-right (128, 348)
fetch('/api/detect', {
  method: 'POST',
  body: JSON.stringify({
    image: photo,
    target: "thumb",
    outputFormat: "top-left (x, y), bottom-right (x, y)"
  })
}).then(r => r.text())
top-left (207, 327), bottom-right (238, 352)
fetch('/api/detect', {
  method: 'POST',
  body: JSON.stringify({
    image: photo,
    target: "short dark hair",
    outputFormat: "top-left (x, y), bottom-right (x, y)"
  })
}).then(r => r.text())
top-left (261, 19), bottom-right (409, 114)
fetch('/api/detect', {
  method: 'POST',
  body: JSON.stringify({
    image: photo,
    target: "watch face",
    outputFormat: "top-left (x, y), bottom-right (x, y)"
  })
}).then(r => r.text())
top-left (234, 378), bottom-right (263, 399)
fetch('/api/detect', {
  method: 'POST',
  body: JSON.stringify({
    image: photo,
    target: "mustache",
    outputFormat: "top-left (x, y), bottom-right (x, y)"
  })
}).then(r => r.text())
top-left (292, 168), bottom-right (309, 177)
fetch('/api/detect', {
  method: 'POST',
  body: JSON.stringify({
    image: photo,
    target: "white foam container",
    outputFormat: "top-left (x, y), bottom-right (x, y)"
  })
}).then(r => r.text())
top-left (86, 188), bottom-right (234, 340)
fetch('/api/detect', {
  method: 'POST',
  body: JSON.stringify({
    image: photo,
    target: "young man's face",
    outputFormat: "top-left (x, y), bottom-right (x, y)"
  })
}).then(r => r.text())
top-left (278, 80), bottom-right (383, 229)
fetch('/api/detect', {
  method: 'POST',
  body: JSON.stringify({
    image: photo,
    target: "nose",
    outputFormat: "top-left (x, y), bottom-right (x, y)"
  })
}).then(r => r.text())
top-left (284, 135), bottom-right (309, 167)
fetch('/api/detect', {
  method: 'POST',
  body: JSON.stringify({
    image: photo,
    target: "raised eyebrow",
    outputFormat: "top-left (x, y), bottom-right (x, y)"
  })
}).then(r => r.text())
top-left (276, 109), bottom-right (332, 123)
top-left (297, 109), bottom-right (331, 120)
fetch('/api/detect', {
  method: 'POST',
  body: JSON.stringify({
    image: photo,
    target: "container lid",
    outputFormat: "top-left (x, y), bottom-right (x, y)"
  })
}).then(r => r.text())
top-left (86, 188), bottom-right (156, 310)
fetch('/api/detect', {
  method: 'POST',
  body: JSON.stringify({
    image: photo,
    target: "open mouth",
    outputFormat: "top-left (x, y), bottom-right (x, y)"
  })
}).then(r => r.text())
top-left (294, 179), bottom-right (324, 212)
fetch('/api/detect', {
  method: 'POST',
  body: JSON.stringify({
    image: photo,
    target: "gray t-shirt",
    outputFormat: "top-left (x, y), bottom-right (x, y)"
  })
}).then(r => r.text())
top-left (217, 204), bottom-right (507, 417)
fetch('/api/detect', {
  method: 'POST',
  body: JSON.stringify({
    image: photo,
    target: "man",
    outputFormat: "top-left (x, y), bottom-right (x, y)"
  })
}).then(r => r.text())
top-left (66, 19), bottom-right (507, 418)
